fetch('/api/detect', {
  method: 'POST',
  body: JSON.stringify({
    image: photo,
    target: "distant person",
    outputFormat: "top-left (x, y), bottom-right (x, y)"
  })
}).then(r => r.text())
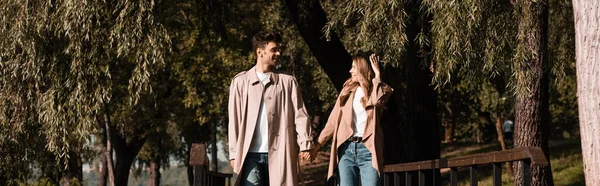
top-left (228, 30), bottom-right (315, 186)
top-left (305, 51), bottom-right (394, 186)
top-left (503, 119), bottom-right (514, 142)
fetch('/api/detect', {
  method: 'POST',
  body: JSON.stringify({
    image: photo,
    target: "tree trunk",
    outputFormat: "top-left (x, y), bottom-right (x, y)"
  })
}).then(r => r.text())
top-left (186, 142), bottom-right (194, 186)
top-left (495, 116), bottom-right (507, 149)
top-left (103, 107), bottom-right (115, 186)
top-left (150, 158), bottom-right (161, 186)
top-left (112, 134), bottom-right (146, 186)
top-left (443, 104), bottom-right (455, 143)
top-left (443, 120), bottom-right (454, 143)
top-left (211, 122), bottom-right (218, 172)
top-left (513, 0), bottom-right (554, 185)
top-left (573, 0), bottom-right (600, 184)
top-left (149, 136), bottom-right (162, 186)
top-left (282, 0), bottom-right (352, 91)
top-left (106, 113), bottom-right (147, 186)
top-left (99, 150), bottom-right (108, 186)
top-left (113, 151), bottom-right (136, 186)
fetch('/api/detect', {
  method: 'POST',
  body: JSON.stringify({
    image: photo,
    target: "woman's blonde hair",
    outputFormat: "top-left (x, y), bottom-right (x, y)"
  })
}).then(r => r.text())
top-left (339, 54), bottom-right (374, 107)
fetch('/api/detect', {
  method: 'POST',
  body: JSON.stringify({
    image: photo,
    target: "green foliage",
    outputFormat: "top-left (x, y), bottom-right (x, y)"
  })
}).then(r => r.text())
top-left (0, 0), bottom-right (169, 180)
top-left (547, 0), bottom-right (578, 138)
top-left (424, 0), bottom-right (516, 87)
top-left (322, 0), bottom-right (409, 67)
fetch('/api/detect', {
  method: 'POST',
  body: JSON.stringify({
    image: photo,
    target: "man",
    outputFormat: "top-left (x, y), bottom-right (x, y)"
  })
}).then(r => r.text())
top-left (228, 30), bottom-right (314, 186)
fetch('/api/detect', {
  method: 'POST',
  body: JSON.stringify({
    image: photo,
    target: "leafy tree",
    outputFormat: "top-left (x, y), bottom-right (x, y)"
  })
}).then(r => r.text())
top-left (0, 0), bottom-right (169, 184)
top-left (512, 0), bottom-right (554, 184)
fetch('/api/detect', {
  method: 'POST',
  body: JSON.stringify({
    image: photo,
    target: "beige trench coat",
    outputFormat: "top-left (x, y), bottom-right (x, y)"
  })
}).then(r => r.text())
top-left (317, 77), bottom-right (394, 180)
top-left (228, 67), bottom-right (314, 186)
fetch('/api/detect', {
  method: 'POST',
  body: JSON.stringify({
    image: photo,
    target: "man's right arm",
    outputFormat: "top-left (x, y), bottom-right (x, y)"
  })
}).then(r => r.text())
top-left (228, 76), bottom-right (243, 166)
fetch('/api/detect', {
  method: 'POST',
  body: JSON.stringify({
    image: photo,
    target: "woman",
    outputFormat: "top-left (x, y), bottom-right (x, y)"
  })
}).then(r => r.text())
top-left (305, 52), bottom-right (393, 185)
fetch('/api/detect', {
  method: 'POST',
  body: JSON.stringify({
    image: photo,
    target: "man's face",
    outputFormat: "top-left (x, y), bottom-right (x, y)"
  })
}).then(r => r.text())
top-left (257, 42), bottom-right (281, 67)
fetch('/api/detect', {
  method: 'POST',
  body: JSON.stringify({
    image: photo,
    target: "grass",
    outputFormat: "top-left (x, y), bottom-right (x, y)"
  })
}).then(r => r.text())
top-left (441, 139), bottom-right (584, 186)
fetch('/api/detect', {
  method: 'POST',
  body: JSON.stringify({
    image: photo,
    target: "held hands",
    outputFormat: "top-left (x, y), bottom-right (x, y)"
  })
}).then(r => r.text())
top-left (300, 143), bottom-right (321, 162)
top-left (300, 151), bottom-right (311, 162)
top-left (369, 53), bottom-right (381, 79)
top-left (309, 144), bottom-right (319, 162)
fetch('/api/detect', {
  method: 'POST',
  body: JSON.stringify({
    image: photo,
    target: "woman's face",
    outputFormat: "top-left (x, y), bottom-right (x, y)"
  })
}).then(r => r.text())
top-left (349, 61), bottom-right (359, 82)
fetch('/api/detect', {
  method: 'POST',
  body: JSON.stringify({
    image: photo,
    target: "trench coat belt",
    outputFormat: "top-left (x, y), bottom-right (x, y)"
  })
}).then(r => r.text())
top-left (347, 136), bottom-right (363, 143)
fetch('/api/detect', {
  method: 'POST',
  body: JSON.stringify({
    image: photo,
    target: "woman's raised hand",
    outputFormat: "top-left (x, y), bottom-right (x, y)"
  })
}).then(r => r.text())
top-left (369, 54), bottom-right (381, 78)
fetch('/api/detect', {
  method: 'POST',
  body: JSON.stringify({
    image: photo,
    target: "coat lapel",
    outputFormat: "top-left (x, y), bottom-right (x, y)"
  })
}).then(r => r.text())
top-left (340, 90), bottom-right (355, 141)
top-left (245, 67), bottom-right (263, 149)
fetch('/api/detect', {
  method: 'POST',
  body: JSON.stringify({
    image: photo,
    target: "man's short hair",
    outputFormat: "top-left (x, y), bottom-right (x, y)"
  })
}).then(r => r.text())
top-left (252, 30), bottom-right (282, 50)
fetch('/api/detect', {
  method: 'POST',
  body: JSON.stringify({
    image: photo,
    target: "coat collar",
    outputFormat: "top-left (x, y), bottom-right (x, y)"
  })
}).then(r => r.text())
top-left (249, 66), bottom-right (279, 86)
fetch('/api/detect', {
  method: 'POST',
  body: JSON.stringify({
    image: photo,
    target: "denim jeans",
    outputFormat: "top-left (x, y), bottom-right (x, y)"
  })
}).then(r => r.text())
top-left (240, 152), bottom-right (269, 186)
top-left (337, 141), bottom-right (381, 186)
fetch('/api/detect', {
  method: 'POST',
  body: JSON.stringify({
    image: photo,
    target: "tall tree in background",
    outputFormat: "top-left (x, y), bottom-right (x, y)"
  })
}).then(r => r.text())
top-left (573, 0), bottom-right (600, 184)
top-left (513, 0), bottom-right (554, 184)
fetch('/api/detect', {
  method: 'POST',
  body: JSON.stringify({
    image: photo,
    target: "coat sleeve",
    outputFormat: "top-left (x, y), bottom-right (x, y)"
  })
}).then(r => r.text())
top-left (367, 77), bottom-right (394, 108)
top-left (317, 95), bottom-right (342, 146)
top-left (290, 77), bottom-right (315, 151)
top-left (228, 76), bottom-right (243, 160)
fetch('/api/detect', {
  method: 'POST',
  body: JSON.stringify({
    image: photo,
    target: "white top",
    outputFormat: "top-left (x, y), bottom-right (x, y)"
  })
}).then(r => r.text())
top-left (352, 87), bottom-right (367, 137)
top-left (249, 71), bottom-right (271, 153)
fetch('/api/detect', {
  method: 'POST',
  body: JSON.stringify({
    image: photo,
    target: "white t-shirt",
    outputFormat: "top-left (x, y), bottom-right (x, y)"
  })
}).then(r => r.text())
top-left (352, 87), bottom-right (367, 137)
top-left (249, 71), bottom-right (271, 153)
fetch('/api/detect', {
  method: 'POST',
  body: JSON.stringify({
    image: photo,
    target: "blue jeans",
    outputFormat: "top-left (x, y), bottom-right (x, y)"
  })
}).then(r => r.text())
top-left (240, 153), bottom-right (269, 186)
top-left (337, 141), bottom-right (381, 186)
